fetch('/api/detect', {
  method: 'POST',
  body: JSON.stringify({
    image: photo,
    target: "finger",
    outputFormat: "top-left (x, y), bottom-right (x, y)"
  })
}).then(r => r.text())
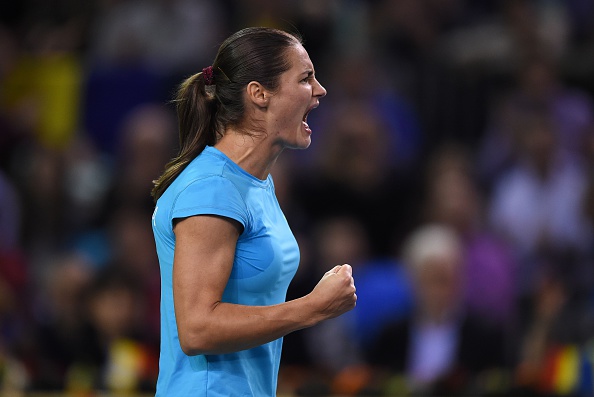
top-left (337, 264), bottom-right (352, 276)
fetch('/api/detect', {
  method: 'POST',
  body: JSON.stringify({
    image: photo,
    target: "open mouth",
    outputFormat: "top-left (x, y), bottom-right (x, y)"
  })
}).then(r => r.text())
top-left (302, 103), bottom-right (318, 132)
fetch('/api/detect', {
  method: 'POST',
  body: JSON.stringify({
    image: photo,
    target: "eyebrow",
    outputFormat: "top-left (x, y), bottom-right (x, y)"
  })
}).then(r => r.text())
top-left (302, 70), bottom-right (314, 77)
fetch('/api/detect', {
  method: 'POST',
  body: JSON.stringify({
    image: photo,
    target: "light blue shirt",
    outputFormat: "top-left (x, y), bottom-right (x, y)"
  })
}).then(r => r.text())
top-left (152, 146), bottom-right (300, 396)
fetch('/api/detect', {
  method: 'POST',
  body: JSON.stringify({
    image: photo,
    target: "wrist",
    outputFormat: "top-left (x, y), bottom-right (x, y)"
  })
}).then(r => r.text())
top-left (299, 293), bottom-right (324, 328)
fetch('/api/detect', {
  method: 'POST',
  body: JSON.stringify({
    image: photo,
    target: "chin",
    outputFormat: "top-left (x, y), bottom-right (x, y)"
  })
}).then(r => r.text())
top-left (283, 135), bottom-right (311, 150)
top-left (286, 141), bottom-right (311, 151)
top-left (296, 137), bottom-right (312, 150)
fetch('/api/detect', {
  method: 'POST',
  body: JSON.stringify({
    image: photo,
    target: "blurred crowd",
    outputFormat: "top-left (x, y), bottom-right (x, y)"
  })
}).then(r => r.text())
top-left (1, 0), bottom-right (594, 396)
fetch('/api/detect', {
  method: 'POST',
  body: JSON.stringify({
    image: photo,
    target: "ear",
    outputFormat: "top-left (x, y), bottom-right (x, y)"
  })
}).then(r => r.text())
top-left (246, 81), bottom-right (269, 108)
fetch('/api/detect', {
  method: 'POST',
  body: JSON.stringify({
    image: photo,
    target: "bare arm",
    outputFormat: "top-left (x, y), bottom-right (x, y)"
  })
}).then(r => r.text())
top-left (173, 214), bottom-right (357, 356)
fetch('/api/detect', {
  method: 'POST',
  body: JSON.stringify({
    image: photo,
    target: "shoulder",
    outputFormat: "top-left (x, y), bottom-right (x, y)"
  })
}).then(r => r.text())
top-left (159, 159), bottom-right (251, 229)
top-left (165, 148), bottom-right (246, 204)
top-left (178, 147), bottom-right (229, 182)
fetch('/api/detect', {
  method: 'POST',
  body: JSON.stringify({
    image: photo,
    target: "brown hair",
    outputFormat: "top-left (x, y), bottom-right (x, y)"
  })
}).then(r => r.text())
top-left (151, 27), bottom-right (302, 200)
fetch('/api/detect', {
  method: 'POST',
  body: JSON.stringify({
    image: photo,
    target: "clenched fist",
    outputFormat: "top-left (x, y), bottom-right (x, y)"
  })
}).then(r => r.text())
top-left (307, 264), bottom-right (357, 322)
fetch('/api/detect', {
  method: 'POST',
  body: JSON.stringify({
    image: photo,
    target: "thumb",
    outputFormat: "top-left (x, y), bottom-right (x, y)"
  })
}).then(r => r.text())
top-left (337, 264), bottom-right (352, 276)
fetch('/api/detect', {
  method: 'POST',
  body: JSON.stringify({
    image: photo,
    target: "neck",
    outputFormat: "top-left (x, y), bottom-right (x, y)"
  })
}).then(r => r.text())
top-left (214, 127), bottom-right (283, 180)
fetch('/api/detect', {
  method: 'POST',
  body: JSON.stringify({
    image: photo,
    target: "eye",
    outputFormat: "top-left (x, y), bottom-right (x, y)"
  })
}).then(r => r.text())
top-left (301, 72), bottom-right (314, 83)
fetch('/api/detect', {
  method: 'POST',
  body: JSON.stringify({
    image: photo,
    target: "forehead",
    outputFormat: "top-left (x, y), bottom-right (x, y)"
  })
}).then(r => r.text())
top-left (285, 44), bottom-right (313, 71)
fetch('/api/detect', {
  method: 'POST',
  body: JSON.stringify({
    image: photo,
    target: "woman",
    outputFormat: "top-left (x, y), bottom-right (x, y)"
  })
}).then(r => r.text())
top-left (151, 27), bottom-right (357, 396)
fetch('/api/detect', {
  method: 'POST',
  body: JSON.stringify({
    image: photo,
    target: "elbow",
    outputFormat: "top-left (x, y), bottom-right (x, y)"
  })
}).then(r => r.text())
top-left (178, 335), bottom-right (200, 356)
top-left (176, 303), bottom-right (227, 355)
top-left (178, 323), bottom-right (221, 356)
top-left (179, 332), bottom-right (211, 356)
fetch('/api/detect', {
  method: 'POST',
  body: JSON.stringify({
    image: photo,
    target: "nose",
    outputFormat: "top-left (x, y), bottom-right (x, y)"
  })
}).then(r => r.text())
top-left (314, 78), bottom-right (327, 98)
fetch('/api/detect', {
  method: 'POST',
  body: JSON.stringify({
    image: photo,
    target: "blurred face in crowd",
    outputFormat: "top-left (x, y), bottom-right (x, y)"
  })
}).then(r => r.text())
top-left (119, 105), bottom-right (176, 199)
top-left (428, 170), bottom-right (480, 234)
top-left (47, 256), bottom-right (93, 328)
top-left (89, 284), bottom-right (139, 341)
top-left (321, 105), bottom-right (389, 189)
top-left (315, 216), bottom-right (369, 268)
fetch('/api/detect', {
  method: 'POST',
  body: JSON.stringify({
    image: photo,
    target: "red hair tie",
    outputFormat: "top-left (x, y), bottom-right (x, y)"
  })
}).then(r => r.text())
top-left (202, 66), bottom-right (214, 85)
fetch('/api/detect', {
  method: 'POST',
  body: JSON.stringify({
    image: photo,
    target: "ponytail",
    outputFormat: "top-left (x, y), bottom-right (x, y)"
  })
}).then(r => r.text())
top-left (151, 72), bottom-right (219, 201)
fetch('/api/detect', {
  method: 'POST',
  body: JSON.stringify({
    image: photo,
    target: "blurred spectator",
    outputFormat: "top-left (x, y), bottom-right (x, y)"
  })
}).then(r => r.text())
top-left (0, 15), bottom-right (83, 151)
top-left (310, 53), bottom-right (423, 171)
top-left (84, 266), bottom-right (158, 393)
top-left (107, 207), bottom-right (161, 341)
top-left (424, 144), bottom-right (517, 323)
top-left (479, 53), bottom-right (594, 184)
top-left (62, 137), bottom-right (112, 236)
top-left (15, 145), bottom-right (67, 272)
top-left (513, 269), bottom-right (594, 396)
top-left (29, 253), bottom-right (95, 390)
top-left (106, 103), bottom-right (177, 213)
top-left (367, 224), bottom-right (507, 396)
top-left (488, 112), bottom-right (591, 295)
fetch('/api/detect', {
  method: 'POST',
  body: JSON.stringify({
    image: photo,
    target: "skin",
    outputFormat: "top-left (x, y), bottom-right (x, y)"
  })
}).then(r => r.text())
top-left (173, 43), bottom-right (356, 356)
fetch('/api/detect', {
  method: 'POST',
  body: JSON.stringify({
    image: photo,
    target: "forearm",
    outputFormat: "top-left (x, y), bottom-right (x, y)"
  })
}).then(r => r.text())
top-left (178, 294), bottom-right (322, 355)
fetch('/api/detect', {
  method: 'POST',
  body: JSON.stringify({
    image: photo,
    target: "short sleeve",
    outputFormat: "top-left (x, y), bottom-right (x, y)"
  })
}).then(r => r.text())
top-left (171, 176), bottom-right (249, 229)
